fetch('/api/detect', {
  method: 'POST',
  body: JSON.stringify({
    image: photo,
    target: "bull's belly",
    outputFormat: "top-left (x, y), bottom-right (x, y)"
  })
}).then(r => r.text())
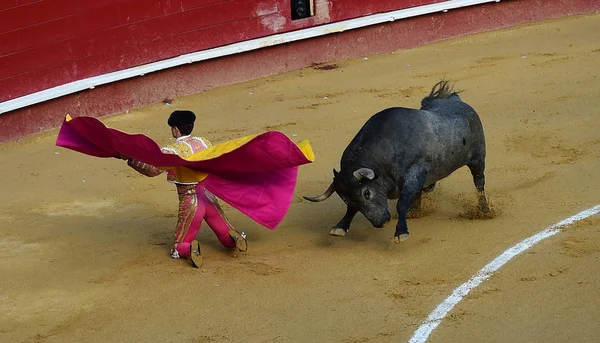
top-left (425, 168), bottom-right (462, 185)
top-left (425, 153), bottom-right (469, 184)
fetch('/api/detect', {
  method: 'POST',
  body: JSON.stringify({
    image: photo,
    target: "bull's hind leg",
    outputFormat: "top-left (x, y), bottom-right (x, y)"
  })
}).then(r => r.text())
top-left (395, 172), bottom-right (427, 243)
top-left (467, 162), bottom-right (489, 213)
top-left (330, 206), bottom-right (358, 236)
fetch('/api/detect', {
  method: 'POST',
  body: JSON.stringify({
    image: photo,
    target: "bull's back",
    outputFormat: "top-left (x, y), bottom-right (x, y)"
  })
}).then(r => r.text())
top-left (342, 103), bottom-right (482, 182)
top-left (340, 108), bottom-right (409, 163)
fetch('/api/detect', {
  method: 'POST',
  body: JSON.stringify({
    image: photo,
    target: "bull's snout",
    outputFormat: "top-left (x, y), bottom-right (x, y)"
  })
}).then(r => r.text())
top-left (374, 220), bottom-right (390, 228)
top-left (372, 212), bottom-right (391, 228)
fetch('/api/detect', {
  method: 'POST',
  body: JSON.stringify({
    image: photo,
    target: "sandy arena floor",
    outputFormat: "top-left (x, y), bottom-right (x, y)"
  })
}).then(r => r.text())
top-left (1, 12), bottom-right (599, 343)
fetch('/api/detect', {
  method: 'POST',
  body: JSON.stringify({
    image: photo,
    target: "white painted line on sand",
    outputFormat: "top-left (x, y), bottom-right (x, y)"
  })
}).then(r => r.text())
top-left (408, 204), bottom-right (600, 343)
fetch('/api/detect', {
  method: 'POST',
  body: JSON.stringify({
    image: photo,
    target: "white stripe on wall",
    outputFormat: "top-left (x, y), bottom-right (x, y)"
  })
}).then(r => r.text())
top-left (0, 0), bottom-right (500, 114)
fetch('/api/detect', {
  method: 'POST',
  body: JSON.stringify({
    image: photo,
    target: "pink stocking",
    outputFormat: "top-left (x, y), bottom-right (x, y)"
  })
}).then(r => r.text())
top-left (198, 186), bottom-right (237, 249)
top-left (172, 185), bottom-right (206, 258)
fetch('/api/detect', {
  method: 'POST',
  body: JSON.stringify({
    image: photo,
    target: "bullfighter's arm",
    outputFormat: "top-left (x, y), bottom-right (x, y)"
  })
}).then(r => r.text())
top-left (125, 145), bottom-right (179, 177)
top-left (126, 158), bottom-right (164, 177)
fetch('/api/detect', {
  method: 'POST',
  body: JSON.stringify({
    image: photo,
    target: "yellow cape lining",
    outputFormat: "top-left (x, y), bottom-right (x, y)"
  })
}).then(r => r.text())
top-left (162, 136), bottom-right (315, 183)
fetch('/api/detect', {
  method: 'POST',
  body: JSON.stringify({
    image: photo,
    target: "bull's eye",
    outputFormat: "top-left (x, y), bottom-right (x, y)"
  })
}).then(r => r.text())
top-left (363, 189), bottom-right (371, 200)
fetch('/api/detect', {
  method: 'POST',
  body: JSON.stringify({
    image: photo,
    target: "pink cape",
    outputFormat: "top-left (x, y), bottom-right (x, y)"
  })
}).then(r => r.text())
top-left (55, 116), bottom-right (314, 229)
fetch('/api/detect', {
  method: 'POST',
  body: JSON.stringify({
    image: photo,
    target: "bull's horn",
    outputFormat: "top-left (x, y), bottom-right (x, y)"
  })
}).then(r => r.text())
top-left (303, 182), bottom-right (335, 202)
top-left (353, 168), bottom-right (375, 180)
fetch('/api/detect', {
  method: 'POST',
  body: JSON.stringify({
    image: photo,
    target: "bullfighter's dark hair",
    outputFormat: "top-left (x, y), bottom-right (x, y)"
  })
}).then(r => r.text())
top-left (421, 80), bottom-right (462, 107)
top-left (168, 110), bottom-right (196, 135)
top-left (177, 123), bottom-right (194, 136)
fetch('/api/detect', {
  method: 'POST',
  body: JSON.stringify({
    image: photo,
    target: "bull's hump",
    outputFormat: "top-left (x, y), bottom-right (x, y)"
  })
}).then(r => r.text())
top-left (366, 108), bottom-right (425, 126)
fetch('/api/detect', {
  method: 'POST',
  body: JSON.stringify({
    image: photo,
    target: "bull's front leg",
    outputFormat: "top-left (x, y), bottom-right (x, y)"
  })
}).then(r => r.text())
top-left (330, 206), bottom-right (358, 237)
top-left (394, 172), bottom-right (426, 243)
top-left (406, 190), bottom-right (423, 219)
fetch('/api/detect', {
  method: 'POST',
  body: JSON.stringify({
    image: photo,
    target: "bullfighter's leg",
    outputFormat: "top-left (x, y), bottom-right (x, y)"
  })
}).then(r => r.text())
top-left (467, 162), bottom-right (489, 213)
top-left (171, 185), bottom-right (206, 267)
top-left (395, 172), bottom-right (427, 243)
top-left (201, 187), bottom-right (248, 252)
top-left (330, 206), bottom-right (358, 237)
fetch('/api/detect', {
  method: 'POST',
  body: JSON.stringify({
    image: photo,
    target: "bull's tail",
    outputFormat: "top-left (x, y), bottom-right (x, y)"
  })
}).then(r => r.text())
top-left (420, 80), bottom-right (462, 108)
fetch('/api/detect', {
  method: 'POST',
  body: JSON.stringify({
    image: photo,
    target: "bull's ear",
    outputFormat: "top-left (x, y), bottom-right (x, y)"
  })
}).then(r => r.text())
top-left (353, 168), bottom-right (375, 180)
top-left (333, 169), bottom-right (339, 177)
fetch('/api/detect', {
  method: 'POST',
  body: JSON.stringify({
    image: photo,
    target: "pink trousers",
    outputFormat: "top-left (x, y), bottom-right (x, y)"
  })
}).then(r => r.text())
top-left (171, 184), bottom-right (236, 258)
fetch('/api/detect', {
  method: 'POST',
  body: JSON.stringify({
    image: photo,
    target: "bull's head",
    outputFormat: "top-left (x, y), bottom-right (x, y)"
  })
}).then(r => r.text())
top-left (303, 167), bottom-right (391, 228)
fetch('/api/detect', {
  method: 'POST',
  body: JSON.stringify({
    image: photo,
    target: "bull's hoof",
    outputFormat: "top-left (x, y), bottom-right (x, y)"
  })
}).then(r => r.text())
top-left (394, 234), bottom-right (409, 244)
top-left (329, 228), bottom-right (347, 237)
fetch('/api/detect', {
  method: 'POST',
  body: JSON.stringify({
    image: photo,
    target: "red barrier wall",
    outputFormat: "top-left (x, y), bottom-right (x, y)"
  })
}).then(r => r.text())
top-left (0, 0), bottom-right (444, 102)
top-left (0, 0), bottom-right (598, 144)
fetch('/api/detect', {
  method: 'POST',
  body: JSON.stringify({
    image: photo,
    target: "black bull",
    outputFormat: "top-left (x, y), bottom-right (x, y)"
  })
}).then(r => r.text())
top-left (303, 81), bottom-right (490, 243)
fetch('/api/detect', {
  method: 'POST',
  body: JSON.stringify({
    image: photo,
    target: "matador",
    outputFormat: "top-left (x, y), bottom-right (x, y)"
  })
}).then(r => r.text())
top-left (125, 110), bottom-right (247, 268)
